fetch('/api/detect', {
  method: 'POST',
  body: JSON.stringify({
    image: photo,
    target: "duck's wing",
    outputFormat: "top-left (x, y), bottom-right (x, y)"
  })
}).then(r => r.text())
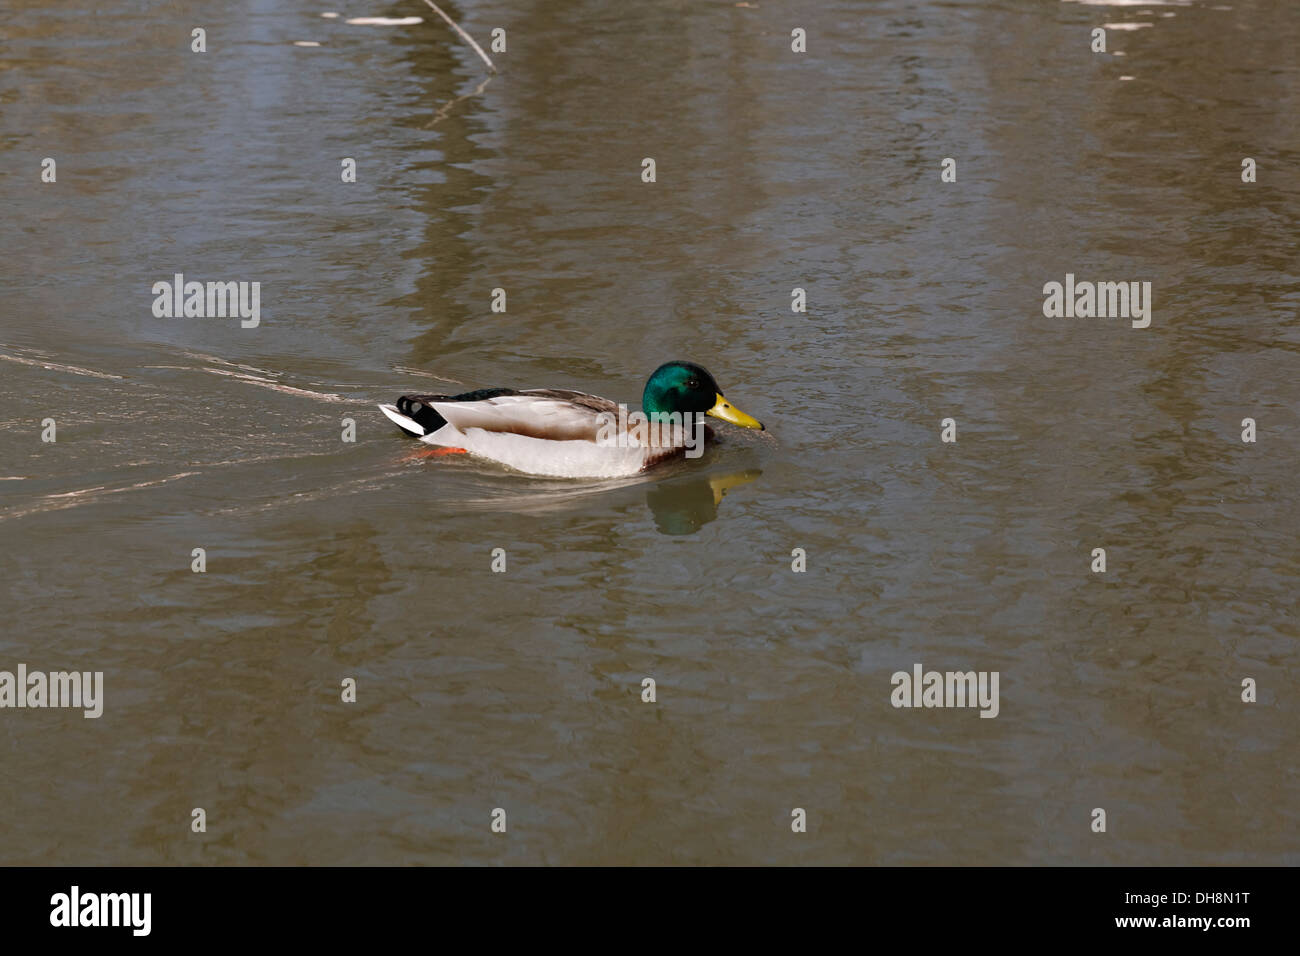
top-left (394, 388), bottom-right (619, 442)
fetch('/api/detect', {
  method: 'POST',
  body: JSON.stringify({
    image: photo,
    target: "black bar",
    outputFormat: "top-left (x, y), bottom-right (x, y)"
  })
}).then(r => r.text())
top-left (0, 866), bottom-right (1284, 942)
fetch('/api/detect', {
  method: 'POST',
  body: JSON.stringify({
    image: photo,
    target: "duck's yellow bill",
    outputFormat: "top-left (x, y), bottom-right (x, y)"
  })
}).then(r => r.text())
top-left (707, 393), bottom-right (764, 430)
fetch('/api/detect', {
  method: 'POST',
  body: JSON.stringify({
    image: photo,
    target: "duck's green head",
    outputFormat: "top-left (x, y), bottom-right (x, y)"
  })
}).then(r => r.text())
top-left (641, 361), bottom-right (764, 430)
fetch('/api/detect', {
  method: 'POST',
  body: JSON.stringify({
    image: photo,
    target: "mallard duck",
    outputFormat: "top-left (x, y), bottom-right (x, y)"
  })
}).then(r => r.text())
top-left (378, 360), bottom-right (764, 478)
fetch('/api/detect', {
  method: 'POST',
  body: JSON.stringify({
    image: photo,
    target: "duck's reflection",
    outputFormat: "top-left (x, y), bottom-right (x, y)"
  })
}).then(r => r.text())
top-left (645, 468), bottom-right (762, 535)
top-left (448, 461), bottom-right (764, 535)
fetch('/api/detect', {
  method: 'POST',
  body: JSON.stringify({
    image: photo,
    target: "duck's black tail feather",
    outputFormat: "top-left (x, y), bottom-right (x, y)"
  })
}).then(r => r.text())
top-left (395, 395), bottom-right (449, 434)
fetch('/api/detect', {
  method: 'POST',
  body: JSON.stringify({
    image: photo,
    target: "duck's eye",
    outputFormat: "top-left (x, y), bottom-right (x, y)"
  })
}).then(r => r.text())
top-left (686, 378), bottom-right (699, 389)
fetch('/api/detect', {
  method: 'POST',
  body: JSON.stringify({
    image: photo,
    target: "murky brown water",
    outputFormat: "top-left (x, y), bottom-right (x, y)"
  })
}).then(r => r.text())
top-left (1, 0), bottom-right (1297, 865)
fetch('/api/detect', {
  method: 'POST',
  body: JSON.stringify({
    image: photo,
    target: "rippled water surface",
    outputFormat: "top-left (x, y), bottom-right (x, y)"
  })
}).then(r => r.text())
top-left (1, 0), bottom-right (1297, 864)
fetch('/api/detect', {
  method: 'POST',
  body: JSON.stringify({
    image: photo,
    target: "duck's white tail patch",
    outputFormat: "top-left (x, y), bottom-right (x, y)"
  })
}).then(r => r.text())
top-left (378, 403), bottom-right (425, 437)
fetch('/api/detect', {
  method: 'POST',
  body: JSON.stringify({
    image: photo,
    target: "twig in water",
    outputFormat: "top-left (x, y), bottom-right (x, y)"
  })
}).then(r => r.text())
top-left (418, 0), bottom-right (497, 74)
top-left (423, 74), bottom-right (493, 129)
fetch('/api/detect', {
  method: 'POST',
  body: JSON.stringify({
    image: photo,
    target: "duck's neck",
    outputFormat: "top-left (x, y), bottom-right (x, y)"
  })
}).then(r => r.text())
top-left (642, 399), bottom-right (700, 428)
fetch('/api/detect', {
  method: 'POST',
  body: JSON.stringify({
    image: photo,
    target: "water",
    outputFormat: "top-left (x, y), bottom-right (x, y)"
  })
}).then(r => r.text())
top-left (1, 0), bottom-right (1297, 864)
